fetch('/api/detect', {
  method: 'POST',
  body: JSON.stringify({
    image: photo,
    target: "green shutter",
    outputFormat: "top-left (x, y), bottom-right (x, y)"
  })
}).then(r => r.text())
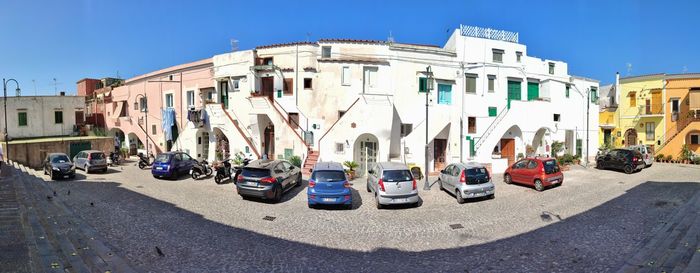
top-left (488, 107), bottom-right (497, 117)
top-left (591, 89), bottom-right (598, 103)
top-left (507, 81), bottom-right (521, 109)
top-left (18, 112), bottom-right (27, 126)
top-left (566, 86), bottom-right (570, 98)
top-left (527, 82), bottom-right (539, 101)
top-left (419, 77), bottom-right (427, 92)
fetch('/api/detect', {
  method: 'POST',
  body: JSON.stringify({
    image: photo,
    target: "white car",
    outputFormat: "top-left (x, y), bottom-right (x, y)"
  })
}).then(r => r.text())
top-left (626, 145), bottom-right (653, 167)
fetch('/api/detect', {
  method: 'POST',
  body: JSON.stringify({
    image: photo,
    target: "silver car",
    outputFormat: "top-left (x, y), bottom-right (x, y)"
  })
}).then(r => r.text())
top-left (626, 145), bottom-right (653, 168)
top-left (438, 162), bottom-right (495, 204)
top-left (366, 162), bottom-right (420, 209)
top-left (73, 150), bottom-right (108, 173)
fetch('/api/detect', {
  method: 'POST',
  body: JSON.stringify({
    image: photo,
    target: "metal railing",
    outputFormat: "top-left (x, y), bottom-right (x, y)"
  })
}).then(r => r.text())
top-left (460, 25), bottom-right (519, 43)
top-left (638, 103), bottom-right (664, 115)
top-left (473, 105), bottom-right (510, 153)
top-left (656, 110), bottom-right (700, 152)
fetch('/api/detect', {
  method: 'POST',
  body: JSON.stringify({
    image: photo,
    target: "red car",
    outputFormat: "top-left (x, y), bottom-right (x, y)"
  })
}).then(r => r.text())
top-left (504, 157), bottom-right (563, 191)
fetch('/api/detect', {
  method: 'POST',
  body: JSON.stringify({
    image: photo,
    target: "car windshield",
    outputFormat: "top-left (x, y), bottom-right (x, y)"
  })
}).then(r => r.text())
top-left (155, 154), bottom-right (171, 163)
top-left (242, 168), bottom-right (270, 178)
top-left (382, 170), bottom-right (413, 182)
top-left (543, 160), bottom-right (559, 174)
top-left (90, 153), bottom-right (105, 160)
top-left (51, 155), bottom-right (70, 163)
top-left (312, 171), bottom-right (346, 182)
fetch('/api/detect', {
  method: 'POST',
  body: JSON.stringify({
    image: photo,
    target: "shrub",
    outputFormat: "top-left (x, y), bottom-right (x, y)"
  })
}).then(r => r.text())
top-left (289, 155), bottom-right (302, 168)
top-left (561, 153), bottom-right (575, 164)
top-left (655, 154), bottom-right (664, 162)
top-left (551, 141), bottom-right (564, 156)
top-left (680, 144), bottom-right (693, 161)
top-left (665, 155), bottom-right (673, 162)
top-left (693, 157), bottom-right (700, 165)
top-left (343, 161), bottom-right (359, 171)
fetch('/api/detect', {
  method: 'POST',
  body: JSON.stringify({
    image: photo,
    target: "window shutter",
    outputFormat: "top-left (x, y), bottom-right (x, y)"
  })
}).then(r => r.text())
top-left (419, 77), bottom-right (427, 92)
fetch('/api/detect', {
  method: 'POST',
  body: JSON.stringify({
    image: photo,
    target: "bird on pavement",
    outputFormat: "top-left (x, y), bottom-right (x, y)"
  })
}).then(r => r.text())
top-left (155, 246), bottom-right (165, 257)
top-left (67, 190), bottom-right (70, 196)
top-left (46, 195), bottom-right (52, 201)
top-left (90, 202), bottom-right (94, 207)
top-left (53, 191), bottom-right (57, 196)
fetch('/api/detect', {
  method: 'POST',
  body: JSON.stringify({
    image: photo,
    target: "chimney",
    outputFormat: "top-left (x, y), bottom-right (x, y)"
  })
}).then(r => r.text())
top-left (60, 91), bottom-right (66, 96)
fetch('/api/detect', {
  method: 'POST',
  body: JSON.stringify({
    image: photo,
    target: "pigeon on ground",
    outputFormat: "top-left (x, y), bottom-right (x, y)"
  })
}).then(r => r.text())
top-left (46, 196), bottom-right (52, 201)
top-left (67, 190), bottom-right (70, 196)
top-left (90, 202), bottom-right (94, 207)
top-left (155, 246), bottom-right (165, 257)
top-left (53, 191), bottom-right (57, 196)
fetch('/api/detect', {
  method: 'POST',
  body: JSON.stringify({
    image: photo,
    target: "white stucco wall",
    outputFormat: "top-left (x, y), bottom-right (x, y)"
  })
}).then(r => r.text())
top-left (0, 96), bottom-right (85, 140)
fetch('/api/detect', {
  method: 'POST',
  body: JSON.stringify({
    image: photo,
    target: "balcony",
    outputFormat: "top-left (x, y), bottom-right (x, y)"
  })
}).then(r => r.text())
top-left (638, 103), bottom-right (664, 117)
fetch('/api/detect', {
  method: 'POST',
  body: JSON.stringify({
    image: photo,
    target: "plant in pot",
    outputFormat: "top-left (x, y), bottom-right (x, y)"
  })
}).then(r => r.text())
top-left (343, 161), bottom-right (359, 180)
top-left (680, 144), bottom-right (693, 164)
top-left (525, 144), bottom-right (535, 157)
top-left (655, 154), bottom-right (664, 163)
top-left (551, 141), bottom-right (564, 157)
top-left (288, 155), bottom-right (302, 168)
top-left (665, 155), bottom-right (673, 163)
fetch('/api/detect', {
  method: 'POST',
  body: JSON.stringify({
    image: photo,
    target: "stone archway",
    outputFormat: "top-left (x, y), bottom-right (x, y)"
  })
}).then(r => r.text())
top-left (532, 127), bottom-right (552, 157)
top-left (354, 133), bottom-right (379, 177)
top-left (127, 132), bottom-right (143, 156)
top-left (494, 125), bottom-right (523, 166)
top-left (624, 128), bottom-right (637, 147)
top-left (109, 128), bottom-right (125, 152)
top-left (213, 127), bottom-right (229, 160)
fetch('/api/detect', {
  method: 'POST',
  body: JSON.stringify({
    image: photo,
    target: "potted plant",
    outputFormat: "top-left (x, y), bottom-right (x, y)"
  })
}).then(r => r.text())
top-left (343, 161), bottom-right (359, 180)
top-left (680, 144), bottom-right (692, 164)
top-left (665, 155), bottom-right (673, 163)
top-left (551, 141), bottom-right (564, 157)
top-left (288, 155), bottom-right (302, 168)
top-left (655, 154), bottom-right (664, 163)
top-left (526, 144), bottom-right (535, 156)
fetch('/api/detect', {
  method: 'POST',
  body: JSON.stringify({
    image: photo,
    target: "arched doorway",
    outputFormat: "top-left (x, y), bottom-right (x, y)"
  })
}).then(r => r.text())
top-left (354, 133), bottom-right (379, 177)
top-left (624, 129), bottom-right (637, 147)
top-left (195, 128), bottom-right (210, 160)
top-left (109, 128), bottom-right (125, 152)
top-left (213, 127), bottom-right (229, 160)
top-left (493, 125), bottom-right (523, 166)
top-left (127, 132), bottom-right (143, 156)
top-left (263, 124), bottom-right (275, 159)
top-left (532, 127), bottom-right (552, 157)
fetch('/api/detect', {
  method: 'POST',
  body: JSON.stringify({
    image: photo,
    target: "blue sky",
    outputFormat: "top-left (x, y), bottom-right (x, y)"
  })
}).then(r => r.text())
top-left (1, 0), bottom-right (698, 95)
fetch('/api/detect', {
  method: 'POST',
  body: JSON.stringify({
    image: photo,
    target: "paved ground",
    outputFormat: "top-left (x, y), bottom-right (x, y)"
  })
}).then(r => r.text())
top-left (9, 161), bottom-right (700, 272)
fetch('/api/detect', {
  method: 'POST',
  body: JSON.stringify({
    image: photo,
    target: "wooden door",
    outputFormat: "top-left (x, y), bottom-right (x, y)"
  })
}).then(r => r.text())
top-left (652, 91), bottom-right (662, 114)
top-left (501, 138), bottom-right (515, 166)
top-left (75, 111), bottom-right (84, 125)
top-left (434, 139), bottom-right (447, 171)
top-left (261, 77), bottom-right (274, 100)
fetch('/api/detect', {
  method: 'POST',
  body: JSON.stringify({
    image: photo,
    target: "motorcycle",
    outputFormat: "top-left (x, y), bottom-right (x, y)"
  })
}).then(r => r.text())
top-left (214, 159), bottom-right (233, 184)
top-left (107, 152), bottom-right (121, 166)
top-left (190, 159), bottom-right (213, 180)
top-left (137, 153), bottom-right (154, 169)
top-left (232, 158), bottom-right (251, 182)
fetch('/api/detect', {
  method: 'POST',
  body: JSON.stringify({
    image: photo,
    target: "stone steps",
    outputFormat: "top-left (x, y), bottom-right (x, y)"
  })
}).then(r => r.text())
top-left (615, 190), bottom-right (700, 273)
top-left (10, 162), bottom-right (137, 273)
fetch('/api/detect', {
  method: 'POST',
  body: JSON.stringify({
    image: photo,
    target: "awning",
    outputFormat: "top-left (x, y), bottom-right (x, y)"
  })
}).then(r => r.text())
top-left (690, 89), bottom-right (700, 110)
top-left (110, 101), bottom-right (124, 120)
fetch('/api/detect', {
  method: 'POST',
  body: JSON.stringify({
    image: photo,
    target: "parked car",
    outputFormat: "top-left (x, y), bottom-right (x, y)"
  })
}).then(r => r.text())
top-left (73, 150), bottom-right (108, 173)
top-left (626, 145), bottom-right (653, 167)
top-left (236, 159), bottom-right (302, 202)
top-left (151, 152), bottom-right (197, 179)
top-left (43, 153), bottom-right (75, 180)
top-left (596, 148), bottom-right (645, 174)
top-left (307, 162), bottom-right (352, 209)
top-left (504, 157), bottom-right (563, 192)
top-left (438, 162), bottom-right (495, 203)
top-left (366, 162), bottom-right (419, 209)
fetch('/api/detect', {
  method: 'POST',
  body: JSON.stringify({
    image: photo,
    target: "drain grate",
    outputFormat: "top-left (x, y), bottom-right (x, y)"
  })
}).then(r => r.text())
top-left (263, 216), bottom-right (276, 221)
top-left (449, 224), bottom-right (464, 230)
top-left (136, 186), bottom-right (144, 188)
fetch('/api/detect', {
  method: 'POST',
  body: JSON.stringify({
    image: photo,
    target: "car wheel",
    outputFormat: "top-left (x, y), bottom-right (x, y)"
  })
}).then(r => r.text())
top-left (308, 203), bottom-right (315, 209)
top-left (596, 161), bottom-right (604, 169)
top-left (375, 194), bottom-right (383, 209)
top-left (366, 180), bottom-right (371, 192)
top-left (534, 179), bottom-right (544, 192)
top-left (85, 165), bottom-right (90, 174)
top-left (274, 186), bottom-right (283, 203)
top-left (456, 190), bottom-right (465, 204)
top-left (489, 193), bottom-right (495, 199)
top-left (295, 175), bottom-right (302, 187)
top-left (504, 174), bottom-right (512, 184)
top-left (438, 179), bottom-right (444, 190)
top-left (344, 204), bottom-right (353, 210)
top-left (624, 165), bottom-right (634, 174)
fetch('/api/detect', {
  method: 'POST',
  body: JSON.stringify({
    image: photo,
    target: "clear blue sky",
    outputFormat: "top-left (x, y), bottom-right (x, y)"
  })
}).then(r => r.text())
top-left (1, 0), bottom-right (698, 95)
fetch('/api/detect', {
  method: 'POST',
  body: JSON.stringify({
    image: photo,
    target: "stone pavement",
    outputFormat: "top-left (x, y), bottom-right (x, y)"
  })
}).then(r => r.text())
top-left (616, 189), bottom-right (700, 273)
top-left (0, 163), bottom-right (32, 273)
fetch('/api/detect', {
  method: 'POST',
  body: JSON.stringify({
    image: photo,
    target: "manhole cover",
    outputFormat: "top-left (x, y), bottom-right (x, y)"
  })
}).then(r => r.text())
top-left (449, 224), bottom-right (464, 230)
top-left (263, 216), bottom-right (276, 221)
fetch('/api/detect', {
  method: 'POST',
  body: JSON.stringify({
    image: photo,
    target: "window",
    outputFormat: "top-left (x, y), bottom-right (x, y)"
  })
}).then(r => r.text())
top-left (646, 122), bottom-right (655, 141)
top-left (629, 92), bottom-right (637, 107)
top-left (565, 85), bottom-right (570, 98)
top-left (207, 91), bottom-right (214, 101)
top-left (672, 98), bottom-right (680, 113)
top-left (691, 134), bottom-right (699, 145)
top-left (516, 51), bottom-right (522, 62)
top-left (400, 124), bottom-right (413, 137)
top-left (304, 78), bottom-right (312, 89)
top-left (553, 114), bottom-right (560, 122)
top-left (54, 111), bottom-right (63, 124)
top-left (418, 77), bottom-right (428, 93)
top-left (232, 79), bottom-right (240, 91)
top-left (468, 117), bottom-right (476, 134)
top-left (487, 75), bottom-right (495, 92)
top-left (165, 93), bottom-right (174, 108)
top-left (488, 107), bottom-right (497, 117)
top-left (335, 143), bottom-right (344, 153)
top-left (342, 66), bottom-right (351, 86)
top-left (465, 74), bottom-right (477, 93)
top-left (186, 90), bottom-right (195, 107)
top-left (527, 160), bottom-right (538, 169)
top-left (139, 97), bottom-right (148, 112)
top-left (18, 112), bottom-right (27, 126)
top-left (514, 160), bottom-right (527, 169)
top-left (152, 124), bottom-right (157, 135)
top-left (322, 46), bottom-right (331, 58)
top-left (548, 62), bottom-right (555, 75)
top-left (283, 78), bottom-right (293, 95)
top-left (492, 49), bottom-right (504, 63)
top-left (590, 87), bottom-right (598, 104)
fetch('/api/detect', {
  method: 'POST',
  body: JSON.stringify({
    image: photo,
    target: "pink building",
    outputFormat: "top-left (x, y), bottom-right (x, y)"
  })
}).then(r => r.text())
top-left (104, 58), bottom-right (214, 156)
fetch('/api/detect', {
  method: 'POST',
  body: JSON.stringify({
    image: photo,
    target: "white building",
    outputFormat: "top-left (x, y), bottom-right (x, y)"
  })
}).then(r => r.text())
top-left (0, 95), bottom-right (86, 141)
top-left (178, 25), bottom-right (599, 174)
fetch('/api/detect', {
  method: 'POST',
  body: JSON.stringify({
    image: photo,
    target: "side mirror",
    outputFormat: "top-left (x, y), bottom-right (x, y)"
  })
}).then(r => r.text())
top-left (288, 166), bottom-right (295, 171)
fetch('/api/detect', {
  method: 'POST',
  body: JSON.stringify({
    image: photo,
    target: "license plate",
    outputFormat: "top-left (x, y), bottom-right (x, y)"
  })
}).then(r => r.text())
top-left (323, 198), bottom-right (335, 202)
top-left (156, 167), bottom-right (163, 170)
top-left (393, 198), bottom-right (408, 203)
top-left (245, 181), bottom-right (257, 187)
top-left (63, 175), bottom-right (69, 178)
top-left (551, 179), bottom-right (559, 184)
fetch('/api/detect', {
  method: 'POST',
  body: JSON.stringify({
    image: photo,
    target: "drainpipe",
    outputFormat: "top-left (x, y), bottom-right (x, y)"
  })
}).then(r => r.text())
top-left (586, 87), bottom-right (590, 167)
top-left (460, 62), bottom-right (465, 162)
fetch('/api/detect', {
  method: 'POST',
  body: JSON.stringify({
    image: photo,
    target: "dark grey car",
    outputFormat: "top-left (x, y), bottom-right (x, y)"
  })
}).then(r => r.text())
top-left (73, 150), bottom-right (108, 173)
top-left (236, 159), bottom-right (302, 203)
top-left (43, 153), bottom-right (75, 180)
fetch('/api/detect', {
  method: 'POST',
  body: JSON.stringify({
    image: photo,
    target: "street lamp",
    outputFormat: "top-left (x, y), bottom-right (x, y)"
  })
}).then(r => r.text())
top-left (3, 79), bottom-right (20, 160)
top-left (423, 66), bottom-right (434, 190)
top-left (135, 94), bottom-right (149, 155)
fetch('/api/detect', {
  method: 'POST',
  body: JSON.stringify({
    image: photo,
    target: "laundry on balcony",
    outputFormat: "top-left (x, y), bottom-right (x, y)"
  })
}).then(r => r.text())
top-left (187, 109), bottom-right (208, 127)
top-left (161, 108), bottom-right (177, 141)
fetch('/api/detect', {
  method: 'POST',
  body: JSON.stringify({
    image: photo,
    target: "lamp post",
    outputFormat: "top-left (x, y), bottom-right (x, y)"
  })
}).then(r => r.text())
top-left (3, 79), bottom-right (20, 161)
top-left (423, 66), bottom-right (434, 190)
top-left (135, 93), bottom-right (149, 155)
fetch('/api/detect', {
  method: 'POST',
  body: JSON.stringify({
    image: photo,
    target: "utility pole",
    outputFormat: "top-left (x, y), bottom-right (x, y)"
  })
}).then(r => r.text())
top-left (423, 66), bottom-right (433, 191)
top-left (3, 79), bottom-right (21, 160)
top-left (586, 88), bottom-right (590, 167)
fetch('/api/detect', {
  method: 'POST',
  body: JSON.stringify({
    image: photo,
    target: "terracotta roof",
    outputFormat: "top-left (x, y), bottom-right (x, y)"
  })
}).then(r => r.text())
top-left (318, 39), bottom-right (387, 45)
top-left (255, 41), bottom-right (318, 49)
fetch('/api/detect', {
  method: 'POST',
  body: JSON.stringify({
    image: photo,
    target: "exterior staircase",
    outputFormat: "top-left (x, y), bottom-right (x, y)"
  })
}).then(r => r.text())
top-left (656, 114), bottom-right (700, 156)
top-left (302, 150), bottom-right (319, 176)
top-left (473, 105), bottom-right (509, 154)
top-left (248, 96), bottom-right (311, 164)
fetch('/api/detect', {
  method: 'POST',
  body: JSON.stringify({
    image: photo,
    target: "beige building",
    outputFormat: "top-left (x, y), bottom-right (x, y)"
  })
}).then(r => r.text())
top-left (0, 95), bottom-right (86, 141)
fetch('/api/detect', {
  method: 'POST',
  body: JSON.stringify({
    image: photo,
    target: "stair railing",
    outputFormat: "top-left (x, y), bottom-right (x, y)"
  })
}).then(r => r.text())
top-left (473, 105), bottom-right (510, 153)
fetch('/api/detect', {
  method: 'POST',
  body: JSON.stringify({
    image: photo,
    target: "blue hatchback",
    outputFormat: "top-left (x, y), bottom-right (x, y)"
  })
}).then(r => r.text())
top-left (307, 162), bottom-right (352, 209)
top-left (151, 152), bottom-right (196, 180)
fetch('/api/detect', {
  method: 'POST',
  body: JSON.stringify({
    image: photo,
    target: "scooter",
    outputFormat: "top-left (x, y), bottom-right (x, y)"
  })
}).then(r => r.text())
top-left (190, 159), bottom-right (213, 180)
top-left (108, 152), bottom-right (121, 166)
top-left (232, 158), bottom-right (251, 182)
top-left (214, 159), bottom-right (233, 184)
top-left (137, 153), bottom-right (154, 169)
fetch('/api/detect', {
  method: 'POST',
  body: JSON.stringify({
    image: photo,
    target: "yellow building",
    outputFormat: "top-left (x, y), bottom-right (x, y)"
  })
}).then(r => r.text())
top-left (598, 84), bottom-right (621, 148)
top-left (618, 74), bottom-right (666, 152)
top-left (656, 74), bottom-right (700, 159)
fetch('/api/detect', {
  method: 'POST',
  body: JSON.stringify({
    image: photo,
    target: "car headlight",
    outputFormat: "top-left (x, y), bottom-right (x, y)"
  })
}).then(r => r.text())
top-left (52, 167), bottom-right (60, 171)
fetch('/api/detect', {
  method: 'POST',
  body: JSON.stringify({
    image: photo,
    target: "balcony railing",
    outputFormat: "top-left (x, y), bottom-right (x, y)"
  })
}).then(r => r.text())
top-left (638, 103), bottom-right (664, 116)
